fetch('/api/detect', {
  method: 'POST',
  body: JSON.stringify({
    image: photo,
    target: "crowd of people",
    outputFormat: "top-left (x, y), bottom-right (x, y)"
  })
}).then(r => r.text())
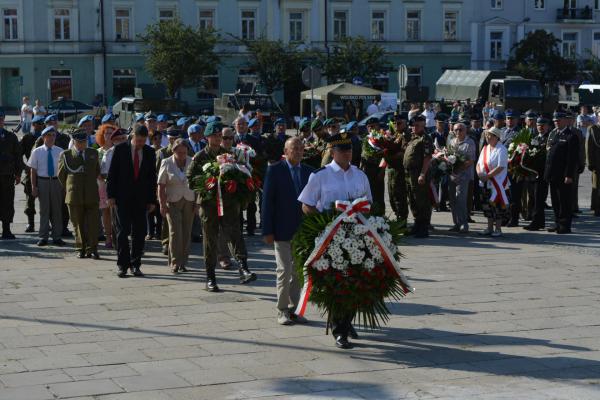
top-left (0, 97), bottom-right (599, 349)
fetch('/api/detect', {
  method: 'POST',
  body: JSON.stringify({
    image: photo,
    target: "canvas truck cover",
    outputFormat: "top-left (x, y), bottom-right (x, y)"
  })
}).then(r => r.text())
top-left (435, 70), bottom-right (505, 102)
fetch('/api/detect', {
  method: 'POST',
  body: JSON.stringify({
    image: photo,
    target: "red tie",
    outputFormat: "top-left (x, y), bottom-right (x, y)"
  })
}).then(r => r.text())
top-left (133, 150), bottom-right (140, 180)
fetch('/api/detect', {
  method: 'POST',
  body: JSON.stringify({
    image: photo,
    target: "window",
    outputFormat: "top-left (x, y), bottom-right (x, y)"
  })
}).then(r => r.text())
top-left (333, 10), bottom-right (348, 41)
top-left (596, 0), bottom-right (599, 10)
top-left (406, 10), bottom-right (421, 41)
top-left (199, 9), bottom-right (214, 30)
top-left (371, 11), bottom-right (385, 41)
top-left (289, 12), bottom-right (303, 42)
top-left (490, 31), bottom-right (503, 59)
top-left (562, 32), bottom-right (578, 58)
top-left (443, 11), bottom-right (458, 41)
top-left (54, 9), bottom-right (70, 40)
top-left (593, 32), bottom-right (600, 57)
top-left (406, 67), bottom-right (421, 87)
top-left (159, 8), bottom-right (175, 22)
top-left (564, 0), bottom-right (576, 9)
top-left (115, 8), bottom-right (130, 41)
top-left (491, 0), bottom-right (503, 9)
top-left (3, 9), bottom-right (17, 40)
top-left (241, 10), bottom-right (256, 40)
top-left (237, 68), bottom-right (257, 93)
top-left (534, 0), bottom-right (545, 9)
top-left (113, 69), bottom-right (136, 99)
top-left (50, 69), bottom-right (72, 100)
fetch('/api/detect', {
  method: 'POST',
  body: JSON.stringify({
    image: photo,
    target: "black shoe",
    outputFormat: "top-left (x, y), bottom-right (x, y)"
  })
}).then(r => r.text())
top-left (205, 279), bottom-right (220, 292)
top-left (335, 336), bottom-right (353, 349)
top-left (467, 217), bottom-right (476, 223)
top-left (523, 224), bottom-right (543, 231)
top-left (77, 251), bottom-right (86, 259)
top-left (238, 259), bottom-right (257, 284)
top-left (547, 226), bottom-right (558, 233)
top-left (448, 225), bottom-right (460, 233)
top-left (37, 239), bottom-right (48, 246)
top-left (25, 224), bottom-right (35, 233)
top-left (349, 325), bottom-right (359, 340)
top-left (1, 231), bottom-right (15, 240)
top-left (415, 224), bottom-right (429, 238)
top-left (98, 235), bottom-right (106, 241)
top-left (191, 235), bottom-right (202, 243)
top-left (89, 251), bottom-right (100, 260)
top-left (117, 267), bottom-right (128, 278)
top-left (132, 267), bottom-right (144, 277)
top-left (162, 245), bottom-right (168, 255)
top-left (506, 220), bottom-right (519, 227)
top-left (52, 239), bottom-right (66, 246)
top-left (61, 229), bottom-right (73, 238)
top-left (556, 228), bottom-right (572, 234)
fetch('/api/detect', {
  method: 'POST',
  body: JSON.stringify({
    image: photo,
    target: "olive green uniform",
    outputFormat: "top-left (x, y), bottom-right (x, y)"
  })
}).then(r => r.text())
top-left (403, 133), bottom-right (434, 233)
top-left (387, 130), bottom-right (411, 222)
top-left (360, 131), bottom-right (386, 213)
top-left (58, 148), bottom-right (101, 253)
top-left (0, 128), bottom-right (22, 224)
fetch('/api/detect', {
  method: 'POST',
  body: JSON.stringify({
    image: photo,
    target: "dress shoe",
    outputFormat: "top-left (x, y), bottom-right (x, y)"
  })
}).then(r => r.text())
top-left (238, 259), bottom-right (257, 284)
top-left (277, 310), bottom-right (293, 325)
top-left (547, 226), bottom-right (558, 233)
top-left (556, 228), bottom-right (572, 234)
top-left (335, 336), bottom-right (353, 349)
top-left (132, 267), bottom-right (144, 277)
top-left (290, 313), bottom-right (308, 324)
top-left (171, 265), bottom-right (179, 274)
top-left (88, 251), bottom-right (100, 260)
top-left (205, 279), bottom-right (220, 292)
top-left (1, 231), bottom-right (15, 240)
top-left (117, 267), bottom-right (128, 278)
top-left (448, 225), bottom-right (460, 232)
top-left (162, 245), bottom-right (168, 255)
top-left (467, 217), bottom-right (476, 223)
top-left (61, 229), bottom-right (73, 238)
top-left (25, 224), bottom-right (35, 233)
top-left (523, 224), bottom-right (543, 231)
top-left (349, 325), bottom-right (359, 339)
top-left (178, 266), bottom-right (188, 272)
top-left (77, 251), bottom-right (86, 259)
top-left (52, 238), bottom-right (66, 246)
top-left (459, 227), bottom-right (469, 234)
top-left (37, 238), bottom-right (48, 246)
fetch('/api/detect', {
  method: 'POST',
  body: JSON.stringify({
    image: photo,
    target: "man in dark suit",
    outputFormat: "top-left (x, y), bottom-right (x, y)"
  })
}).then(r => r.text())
top-left (262, 137), bottom-right (314, 326)
top-left (107, 125), bottom-right (158, 277)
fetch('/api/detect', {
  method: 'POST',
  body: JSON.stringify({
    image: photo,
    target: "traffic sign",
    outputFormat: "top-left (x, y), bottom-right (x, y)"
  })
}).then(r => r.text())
top-left (302, 67), bottom-right (321, 89)
top-left (352, 77), bottom-right (364, 86)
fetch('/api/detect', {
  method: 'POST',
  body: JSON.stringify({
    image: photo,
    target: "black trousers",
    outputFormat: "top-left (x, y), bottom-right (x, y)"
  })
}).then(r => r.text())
top-left (531, 178), bottom-right (549, 227)
top-left (115, 203), bottom-right (147, 269)
top-left (146, 205), bottom-right (162, 237)
top-left (331, 312), bottom-right (355, 339)
top-left (509, 179), bottom-right (524, 223)
top-left (550, 180), bottom-right (573, 230)
top-left (0, 175), bottom-right (15, 223)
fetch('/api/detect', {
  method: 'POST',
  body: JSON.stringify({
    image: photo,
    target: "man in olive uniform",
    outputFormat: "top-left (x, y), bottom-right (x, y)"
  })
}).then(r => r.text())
top-left (587, 122), bottom-right (600, 216)
top-left (187, 122), bottom-right (257, 292)
top-left (524, 117), bottom-right (552, 230)
top-left (403, 115), bottom-right (434, 238)
top-left (58, 130), bottom-right (101, 258)
top-left (387, 112), bottom-right (411, 224)
top-left (264, 118), bottom-right (290, 164)
top-left (20, 115), bottom-right (46, 232)
top-left (360, 116), bottom-right (386, 213)
top-left (0, 110), bottom-right (22, 239)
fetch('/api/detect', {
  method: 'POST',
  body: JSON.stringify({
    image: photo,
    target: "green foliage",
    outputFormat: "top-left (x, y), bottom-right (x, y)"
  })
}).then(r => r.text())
top-left (319, 37), bottom-right (392, 86)
top-left (507, 30), bottom-right (577, 85)
top-left (139, 19), bottom-right (220, 98)
top-left (582, 49), bottom-right (600, 83)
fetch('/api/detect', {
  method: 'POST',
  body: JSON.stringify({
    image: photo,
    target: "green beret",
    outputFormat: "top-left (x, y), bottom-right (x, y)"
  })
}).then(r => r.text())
top-left (204, 122), bottom-right (223, 137)
top-left (311, 119), bottom-right (323, 131)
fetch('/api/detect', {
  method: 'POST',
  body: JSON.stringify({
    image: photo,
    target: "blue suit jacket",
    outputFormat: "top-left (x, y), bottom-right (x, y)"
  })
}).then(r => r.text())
top-left (261, 160), bottom-right (314, 241)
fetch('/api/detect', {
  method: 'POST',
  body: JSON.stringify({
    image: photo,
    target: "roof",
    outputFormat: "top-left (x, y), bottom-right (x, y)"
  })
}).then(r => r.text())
top-left (301, 82), bottom-right (382, 101)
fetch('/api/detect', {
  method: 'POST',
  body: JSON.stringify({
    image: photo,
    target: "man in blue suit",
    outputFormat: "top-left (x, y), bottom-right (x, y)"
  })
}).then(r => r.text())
top-left (262, 137), bottom-right (314, 325)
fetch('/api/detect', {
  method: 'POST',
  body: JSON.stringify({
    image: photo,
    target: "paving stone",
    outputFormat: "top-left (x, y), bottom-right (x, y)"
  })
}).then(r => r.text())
top-left (113, 373), bottom-right (191, 392)
top-left (48, 379), bottom-right (123, 398)
top-left (0, 369), bottom-right (73, 387)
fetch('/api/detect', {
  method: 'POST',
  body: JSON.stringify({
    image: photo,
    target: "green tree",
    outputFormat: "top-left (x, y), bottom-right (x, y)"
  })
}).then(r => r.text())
top-left (139, 19), bottom-right (219, 98)
top-left (507, 30), bottom-right (577, 85)
top-left (581, 50), bottom-right (600, 82)
top-left (320, 37), bottom-right (392, 86)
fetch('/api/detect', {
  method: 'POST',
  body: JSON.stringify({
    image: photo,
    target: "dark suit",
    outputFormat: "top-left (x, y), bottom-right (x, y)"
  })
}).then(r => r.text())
top-left (238, 133), bottom-right (266, 234)
top-left (107, 142), bottom-right (157, 269)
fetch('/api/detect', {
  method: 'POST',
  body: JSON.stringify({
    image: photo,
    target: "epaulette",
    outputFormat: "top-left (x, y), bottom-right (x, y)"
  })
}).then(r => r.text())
top-left (313, 166), bottom-right (326, 174)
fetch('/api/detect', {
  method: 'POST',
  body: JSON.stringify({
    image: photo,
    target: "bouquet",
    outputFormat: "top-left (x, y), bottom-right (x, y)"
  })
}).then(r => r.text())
top-left (431, 146), bottom-right (467, 177)
top-left (302, 144), bottom-right (323, 169)
top-left (292, 198), bottom-right (412, 329)
top-left (191, 154), bottom-right (260, 214)
top-left (507, 128), bottom-right (540, 180)
top-left (361, 130), bottom-right (395, 168)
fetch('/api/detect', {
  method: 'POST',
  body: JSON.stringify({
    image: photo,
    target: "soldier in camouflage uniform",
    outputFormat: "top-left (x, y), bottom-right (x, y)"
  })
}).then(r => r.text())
top-left (387, 112), bottom-right (411, 225)
top-left (0, 110), bottom-right (22, 239)
top-left (360, 116), bottom-right (386, 213)
top-left (403, 115), bottom-right (434, 238)
top-left (263, 118), bottom-right (290, 164)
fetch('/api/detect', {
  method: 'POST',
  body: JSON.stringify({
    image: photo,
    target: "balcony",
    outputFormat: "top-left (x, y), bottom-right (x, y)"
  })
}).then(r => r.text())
top-left (556, 7), bottom-right (594, 22)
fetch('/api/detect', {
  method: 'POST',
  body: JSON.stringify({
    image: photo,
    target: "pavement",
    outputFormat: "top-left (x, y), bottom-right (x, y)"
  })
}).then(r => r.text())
top-left (1, 117), bottom-right (600, 399)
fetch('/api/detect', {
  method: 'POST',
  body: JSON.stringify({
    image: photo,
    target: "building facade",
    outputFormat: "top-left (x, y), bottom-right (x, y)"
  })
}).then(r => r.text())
top-left (0, 0), bottom-right (475, 110)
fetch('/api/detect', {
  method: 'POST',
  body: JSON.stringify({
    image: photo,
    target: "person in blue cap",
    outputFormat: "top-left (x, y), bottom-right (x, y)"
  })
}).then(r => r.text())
top-left (187, 122), bottom-right (257, 291)
top-left (0, 109), bottom-right (23, 239)
top-left (101, 113), bottom-right (117, 126)
top-left (264, 118), bottom-right (290, 163)
top-left (524, 116), bottom-right (552, 231)
top-left (19, 114), bottom-right (47, 232)
top-left (75, 115), bottom-right (97, 148)
top-left (176, 117), bottom-right (191, 139)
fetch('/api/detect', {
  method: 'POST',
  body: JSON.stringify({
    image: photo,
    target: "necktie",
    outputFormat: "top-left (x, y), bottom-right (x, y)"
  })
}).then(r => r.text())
top-left (292, 166), bottom-right (301, 194)
top-left (78, 151), bottom-right (84, 161)
top-left (47, 148), bottom-right (54, 177)
top-left (194, 143), bottom-right (199, 153)
top-left (133, 150), bottom-right (140, 180)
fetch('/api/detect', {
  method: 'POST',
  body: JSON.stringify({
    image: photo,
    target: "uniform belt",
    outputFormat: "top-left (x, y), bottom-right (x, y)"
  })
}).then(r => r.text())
top-left (37, 176), bottom-right (58, 180)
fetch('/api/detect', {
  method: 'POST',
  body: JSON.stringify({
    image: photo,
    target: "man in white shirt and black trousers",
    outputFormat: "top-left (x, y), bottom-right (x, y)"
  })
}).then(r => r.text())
top-left (298, 132), bottom-right (373, 349)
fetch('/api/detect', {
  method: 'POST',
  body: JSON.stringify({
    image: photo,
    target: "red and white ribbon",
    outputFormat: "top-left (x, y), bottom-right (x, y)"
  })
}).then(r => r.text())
top-left (483, 145), bottom-right (509, 206)
top-left (216, 176), bottom-right (224, 217)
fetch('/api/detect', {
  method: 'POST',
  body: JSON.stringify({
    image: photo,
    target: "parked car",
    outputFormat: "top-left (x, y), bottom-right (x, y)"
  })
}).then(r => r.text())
top-left (46, 99), bottom-right (96, 124)
top-left (357, 111), bottom-right (395, 135)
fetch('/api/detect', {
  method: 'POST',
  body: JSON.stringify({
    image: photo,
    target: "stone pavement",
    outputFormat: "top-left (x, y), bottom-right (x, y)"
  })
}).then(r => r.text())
top-left (1, 133), bottom-right (599, 398)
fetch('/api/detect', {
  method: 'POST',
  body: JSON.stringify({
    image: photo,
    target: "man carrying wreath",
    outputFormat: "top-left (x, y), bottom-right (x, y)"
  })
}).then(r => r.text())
top-left (298, 132), bottom-right (372, 349)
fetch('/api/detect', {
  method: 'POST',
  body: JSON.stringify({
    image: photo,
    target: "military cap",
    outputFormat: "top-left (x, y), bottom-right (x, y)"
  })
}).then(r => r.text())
top-left (345, 121), bottom-right (358, 131)
top-left (525, 110), bottom-right (538, 120)
top-left (505, 109), bottom-right (519, 118)
top-left (157, 114), bottom-right (169, 123)
top-left (176, 117), bottom-right (190, 127)
top-left (204, 121), bottom-right (223, 137)
top-left (44, 114), bottom-right (58, 123)
top-left (32, 115), bottom-right (46, 124)
top-left (166, 127), bottom-right (181, 138)
top-left (323, 118), bottom-right (338, 127)
top-left (145, 112), bottom-right (157, 120)
top-left (187, 124), bottom-right (203, 135)
top-left (110, 128), bottom-right (127, 139)
top-left (274, 117), bottom-right (286, 126)
top-left (135, 113), bottom-right (146, 123)
top-left (298, 118), bottom-right (310, 131)
top-left (493, 111), bottom-right (506, 120)
top-left (552, 111), bottom-right (567, 120)
top-left (41, 126), bottom-right (56, 136)
top-left (101, 113), bottom-right (116, 124)
top-left (409, 115), bottom-right (426, 126)
top-left (78, 115), bottom-right (94, 127)
top-left (206, 116), bottom-right (221, 124)
top-left (326, 132), bottom-right (353, 150)
top-left (394, 112), bottom-right (409, 121)
top-left (536, 117), bottom-right (550, 125)
top-left (310, 119), bottom-right (323, 131)
top-left (70, 129), bottom-right (88, 141)
top-left (365, 116), bottom-right (379, 126)
top-left (248, 118), bottom-right (259, 128)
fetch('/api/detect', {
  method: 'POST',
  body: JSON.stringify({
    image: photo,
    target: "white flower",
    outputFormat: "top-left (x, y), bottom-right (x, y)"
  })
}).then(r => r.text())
top-left (353, 224), bottom-right (369, 235)
top-left (364, 258), bottom-right (375, 270)
top-left (439, 162), bottom-right (448, 171)
top-left (448, 155), bottom-right (457, 165)
top-left (313, 258), bottom-right (330, 271)
top-left (508, 143), bottom-right (516, 152)
top-left (202, 163), bottom-right (213, 172)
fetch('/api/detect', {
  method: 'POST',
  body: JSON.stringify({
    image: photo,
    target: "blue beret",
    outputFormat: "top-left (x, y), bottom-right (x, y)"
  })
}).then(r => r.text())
top-left (275, 118), bottom-right (286, 126)
top-left (187, 124), bottom-right (203, 135)
top-left (77, 115), bottom-right (94, 127)
top-left (145, 112), bottom-right (157, 120)
top-left (41, 126), bottom-right (56, 136)
top-left (101, 113), bottom-right (115, 124)
top-left (345, 121), bottom-right (357, 131)
top-left (44, 114), bottom-right (58, 123)
top-left (157, 114), bottom-right (168, 122)
top-left (176, 117), bottom-right (189, 127)
top-left (32, 115), bottom-right (46, 124)
top-left (204, 122), bottom-right (223, 137)
top-left (493, 111), bottom-right (505, 120)
top-left (134, 113), bottom-right (146, 123)
top-left (166, 128), bottom-right (181, 138)
top-left (536, 117), bottom-right (550, 124)
top-left (505, 109), bottom-right (519, 118)
top-left (553, 111), bottom-right (567, 120)
top-left (206, 116), bottom-right (222, 124)
top-left (248, 118), bottom-right (259, 128)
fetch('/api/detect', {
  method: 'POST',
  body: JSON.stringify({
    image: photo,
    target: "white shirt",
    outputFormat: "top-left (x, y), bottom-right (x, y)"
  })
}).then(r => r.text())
top-left (101, 146), bottom-right (115, 175)
top-left (477, 143), bottom-right (509, 188)
top-left (33, 105), bottom-right (46, 116)
top-left (27, 144), bottom-right (64, 177)
top-left (298, 160), bottom-right (372, 212)
top-left (157, 155), bottom-right (195, 202)
top-left (21, 104), bottom-right (33, 123)
top-left (366, 103), bottom-right (379, 116)
top-left (421, 109), bottom-right (436, 128)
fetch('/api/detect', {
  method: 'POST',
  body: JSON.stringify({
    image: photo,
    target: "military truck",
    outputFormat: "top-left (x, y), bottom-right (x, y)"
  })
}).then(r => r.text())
top-left (112, 86), bottom-right (188, 129)
top-left (436, 70), bottom-right (557, 112)
top-left (213, 92), bottom-right (283, 133)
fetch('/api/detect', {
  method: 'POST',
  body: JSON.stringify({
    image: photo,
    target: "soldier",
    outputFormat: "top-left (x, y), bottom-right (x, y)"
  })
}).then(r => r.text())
top-left (545, 111), bottom-right (579, 234)
top-left (587, 120), bottom-right (600, 216)
top-left (502, 109), bottom-right (525, 227)
top-left (234, 116), bottom-right (259, 236)
top-left (569, 112), bottom-right (587, 216)
top-left (264, 118), bottom-right (290, 164)
top-left (360, 116), bottom-right (386, 213)
top-left (20, 115), bottom-right (46, 232)
top-left (403, 115), bottom-right (434, 238)
top-left (0, 109), bottom-right (22, 239)
top-left (73, 115), bottom-right (97, 148)
top-left (187, 122), bottom-right (257, 292)
top-left (58, 130), bottom-right (101, 259)
top-left (345, 121), bottom-right (362, 167)
top-left (185, 123), bottom-right (207, 243)
top-left (524, 117), bottom-right (552, 230)
top-left (387, 113), bottom-right (410, 225)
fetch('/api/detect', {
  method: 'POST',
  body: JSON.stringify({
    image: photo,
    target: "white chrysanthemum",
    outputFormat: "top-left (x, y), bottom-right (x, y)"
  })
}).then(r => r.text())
top-left (364, 235), bottom-right (375, 247)
top-left (313, 258), bottom-right (330, 271)
top-left (350, 250), bottom-right (365, 265)
top-left (353, 224), bottom-right (369, 235)
top-left (202, 163), bottom-right (213, 172)
top-left (448, 155), bottom-right (457, 165)
top-left (508, 143), bottom-right (516, 152)
top-left (364, 257), bottom-right (375, 270)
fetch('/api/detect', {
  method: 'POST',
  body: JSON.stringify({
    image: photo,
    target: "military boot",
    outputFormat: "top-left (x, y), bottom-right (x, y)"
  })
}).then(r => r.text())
top-left (25, 215), bottom-right (35, 233)
top-left (238, 259), bottom-right (257, 284)
top-left (205, 266), bottom-right (220, 292)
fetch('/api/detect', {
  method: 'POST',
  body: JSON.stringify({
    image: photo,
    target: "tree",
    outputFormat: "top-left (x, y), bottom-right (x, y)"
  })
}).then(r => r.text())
top-left (581, 50), bottom-right (600, 83)
top-left (139, 19), bottom-right (219, 98)
top-left (237, 36), bottom-right (313, 94)
top-left (319, 37), bottom-right (392, 86)
top-left (507, 30), bottom-right (577, 86)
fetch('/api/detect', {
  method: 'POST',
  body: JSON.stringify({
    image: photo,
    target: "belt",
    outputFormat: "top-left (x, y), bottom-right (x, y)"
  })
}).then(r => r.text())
top-left (37, 176), bottom-right (59, 180)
